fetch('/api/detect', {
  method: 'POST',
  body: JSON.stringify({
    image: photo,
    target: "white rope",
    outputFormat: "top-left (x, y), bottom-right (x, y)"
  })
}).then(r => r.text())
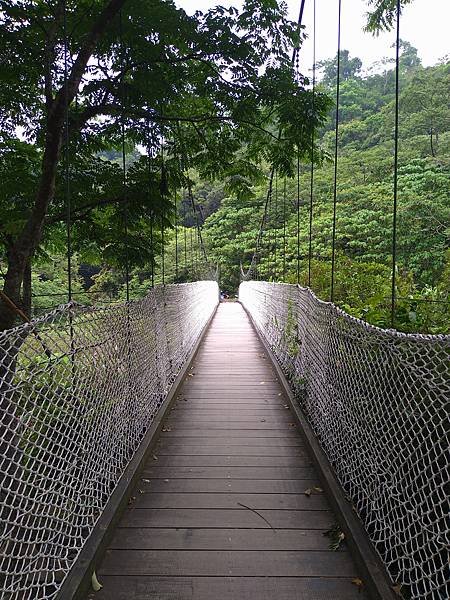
top-left (239, 280), bottom-right (450, 600)
top-left (0, 281), bottom-right (219, 599)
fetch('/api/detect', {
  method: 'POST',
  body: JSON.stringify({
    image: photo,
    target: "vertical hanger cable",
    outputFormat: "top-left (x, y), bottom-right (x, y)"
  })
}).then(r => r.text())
top-left (296, 153), bottom-right (300, 283)
top-left (330, 0), bottom-right (342, 302)
top-left (119, 10), bottom-right (130, 301)
top-left (283, 178), bottom-right (287, 281)
top-left (63, 0), bottom-right (72, 302)
top-left (147, 116), bottom-right (155, 288)
top-left (308, 0), bottom-right (316, 288)
top-left (273, 171), bottom-right (278, 282)
top-left (391, 0), bottom-right (401, 327)
top-left (174, 191), bottom-right (178, 281)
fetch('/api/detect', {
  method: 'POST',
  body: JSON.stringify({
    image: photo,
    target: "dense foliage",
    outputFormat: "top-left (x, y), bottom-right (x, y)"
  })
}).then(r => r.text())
top-left (0, 0), bottom-right (330, 330)
top-left (201, 47), bottom-right (450, 333)
top-left (1, 1), bottom-right (448, 334)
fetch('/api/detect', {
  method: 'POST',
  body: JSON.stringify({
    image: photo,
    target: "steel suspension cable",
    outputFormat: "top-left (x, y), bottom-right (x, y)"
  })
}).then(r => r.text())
top-left (243, 0), bottom-right (306, 281)
top-left (161, 210), bottom-right (165, 285)
top-left (189, 223), bottom-right (194, 279)
top-left (391, 0), bottom-right (401, 327)
top-left (146, 115), bottom-right (155, 288)
top-left (160, 141), bottom-right (166, 286)
top-left (119, 10), bottom-right (130, 302)
top-left (273, 171), bottom-right (278, 281)
top-left (187, 182), bottom-right (210, 268)
top-left (283, 178), bottom-right (287, 281)
top-left (268, 177), bottom-right (273, 280)
top-left (308, 0), bottom-right (316, 288)
top-left (150, 212), bottom-right (154, 287)
top-left (183, 196), bottom-right (187, 274)
top-left (250, 172), bottom-right (275, 278)
top-left (330, 0), bottom-right (342, 302)
top-left (174, 191), bottom-right (178, 281)
top-left (296, 152), bottom-right (300, 283)
top-left (63, 0), bottom-right (72, 303)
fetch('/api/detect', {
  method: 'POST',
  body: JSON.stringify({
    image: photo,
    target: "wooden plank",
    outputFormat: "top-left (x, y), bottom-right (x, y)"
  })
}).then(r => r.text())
top-left (147, 455), bottom-right (311, 467)
top-left (87, 576), bottom-right (367, 600)
top-left (162, 424), bottom-right (298, 431)
top-left (99, 550), bottom-right (355, 577)
top-left (186, 376), bottom-right (279, 382)
top-left (166, 415), bottom-right (293, 423)
top-left (164, 419), bottom-right (294, 427)
top-left (141, 466), bottom-right (316, 479)
top-left (120, 508), bottom-right (332, 529)
top-left (183, 384), bottom-right (282, 390)
top-left (170, 407), bottom-right (292, 414)
top-left (131, 492), bottom-right (328, 510)
top-left (177, 398), bottom-right (287, 404)
top-left (154, 445), bottom-right (306, 456)
top-left (160, 430), bottom-right (299, 437)
top-left (130, 479), bottom-right (320, 493)
top-left (190, 368), bottom-right (274, 374)
top-left (109, 527), bottom-right (332, 550)
top-left (176, 393), bottom-right (285, 398)
top-left (155, 438), bottom-right (306, 456)
top-left (156, 436), bottom-right (303, 445)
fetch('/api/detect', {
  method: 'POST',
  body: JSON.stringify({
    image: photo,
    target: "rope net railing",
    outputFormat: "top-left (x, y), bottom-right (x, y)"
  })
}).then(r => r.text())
top-left (239, 281), bottom-right (449, 600)
top-left (0, 281), bottom-right (219, 600)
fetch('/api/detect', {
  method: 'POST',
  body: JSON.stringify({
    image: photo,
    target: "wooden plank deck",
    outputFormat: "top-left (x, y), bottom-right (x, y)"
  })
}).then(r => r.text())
top-left (87, 302), bottom-right (368, 600)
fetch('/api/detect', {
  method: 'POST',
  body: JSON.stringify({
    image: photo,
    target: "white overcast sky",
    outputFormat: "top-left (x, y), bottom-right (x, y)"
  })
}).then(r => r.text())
top-left (176, 0), bottom-right (449, 72)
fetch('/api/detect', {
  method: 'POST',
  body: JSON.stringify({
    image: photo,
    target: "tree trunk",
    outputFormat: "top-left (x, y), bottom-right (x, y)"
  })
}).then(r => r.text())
top-left (22, 259), bottom-right (32, 318)
top-left (0, 0), bottom-right (127, 333)
top-left (0, 246), bottom-right (26, 331)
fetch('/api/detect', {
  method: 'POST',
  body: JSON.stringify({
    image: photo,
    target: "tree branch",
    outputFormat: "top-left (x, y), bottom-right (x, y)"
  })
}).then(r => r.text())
top-left (46, 195), bottom-right (124, 225)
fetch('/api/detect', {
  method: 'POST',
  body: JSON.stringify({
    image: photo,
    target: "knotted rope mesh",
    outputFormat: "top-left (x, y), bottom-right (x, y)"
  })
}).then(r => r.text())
top-left (0, 281), bottom-right (218, 600)
top-left (239, 281), bottom-right (449, 600)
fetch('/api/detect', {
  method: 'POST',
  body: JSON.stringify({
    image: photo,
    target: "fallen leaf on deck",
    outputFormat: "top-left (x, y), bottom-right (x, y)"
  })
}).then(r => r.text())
top-left (351, 577), bottom-right (364, 592)
top-left (304, 486), bottom-right (324, 497)
top-left (91, 571), bottom-right (103, 592)
top-left (323, 524), bottom-right (345, 550)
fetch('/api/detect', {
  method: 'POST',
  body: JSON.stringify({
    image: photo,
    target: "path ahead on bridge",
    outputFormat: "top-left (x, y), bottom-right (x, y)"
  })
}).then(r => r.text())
top-left (88, 302), bottom-right (367, 600)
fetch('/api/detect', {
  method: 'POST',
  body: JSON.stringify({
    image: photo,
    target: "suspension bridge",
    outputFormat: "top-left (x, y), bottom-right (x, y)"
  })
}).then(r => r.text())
top-left (0, 0), bottom-right (449, 600)
top-left (1, 279), bottom-right (448, 600)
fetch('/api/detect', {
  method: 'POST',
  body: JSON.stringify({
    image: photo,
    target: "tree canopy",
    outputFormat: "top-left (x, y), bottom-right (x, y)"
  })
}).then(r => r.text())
top-left (1, 0), bottom-right (447, 335)
top-left (0, 0), bottom-right (331, 330)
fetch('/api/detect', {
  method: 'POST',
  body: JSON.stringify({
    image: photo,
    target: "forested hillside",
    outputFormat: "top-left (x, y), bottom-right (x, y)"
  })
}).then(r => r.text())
top-left (200, 45), bottom-right (450, 332)
top-left (1, 36), bottom-right (448, 333)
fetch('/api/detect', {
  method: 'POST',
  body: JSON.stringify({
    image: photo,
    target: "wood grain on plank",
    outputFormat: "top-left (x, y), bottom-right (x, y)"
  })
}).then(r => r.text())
top-left (99, 549), bottom-right (356, 577)
top-left (130, 492), bottom-right (327, 510)
top-left (108, 527), bottom-right (334, 550)
top-left (87, 576), bottom-right (367, 600)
